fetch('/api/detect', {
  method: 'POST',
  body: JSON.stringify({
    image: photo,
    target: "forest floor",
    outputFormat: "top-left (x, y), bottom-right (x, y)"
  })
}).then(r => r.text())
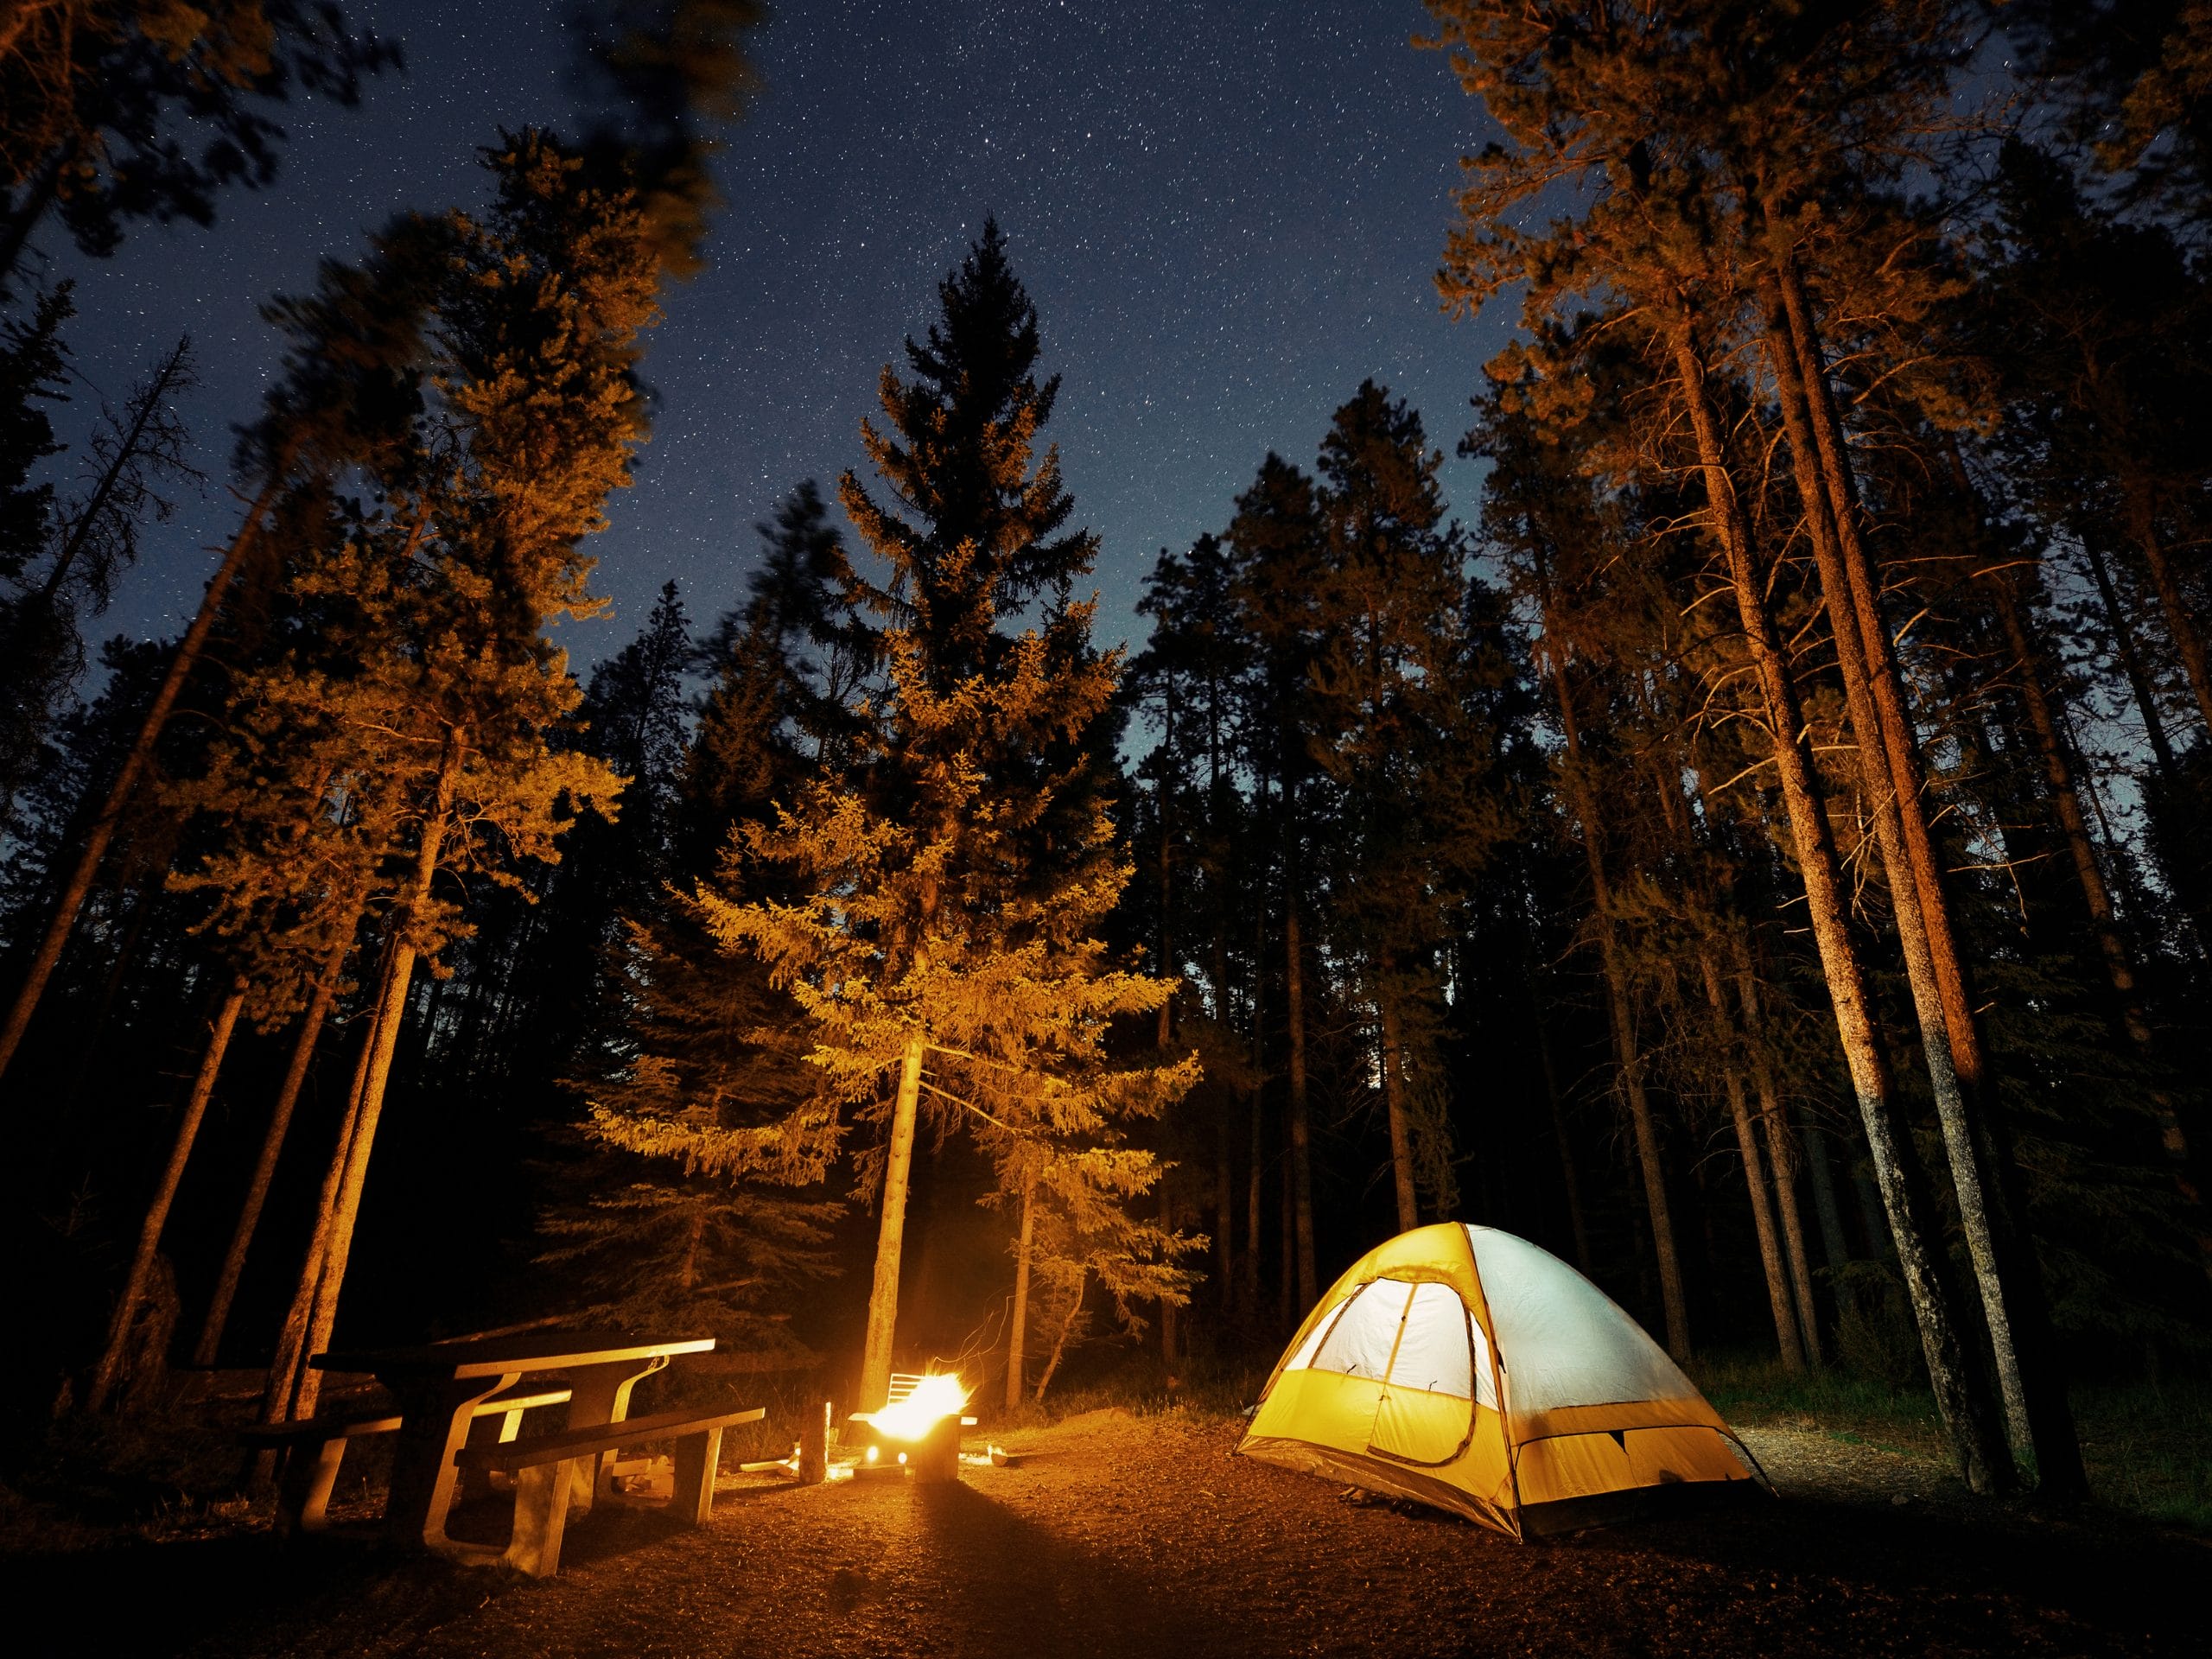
top-left (2, 1402), bottom-right (2204, 1657)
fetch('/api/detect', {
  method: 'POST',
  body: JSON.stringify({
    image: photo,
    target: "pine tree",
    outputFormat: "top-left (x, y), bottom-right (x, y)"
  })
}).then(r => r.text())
top-left (1421, 0), bottom-right (2031, 1493)
top-left (1307, 381), bottom-right (1502, 1234)
top-left (0, 283), bottom-right (69, 833)
top-left (1227, 453), bottom-right (1327, 1313)
top-left (2, 331), bottom-right (197, 843)
top-left (704, 224), bottom-right (1198, 1411)
top-left (543, 549), bottom-right (849, 1359)
top-left (257, 130), bottom-right (652, 1419)
top-left (0, 203), bottom-right (454, 1084)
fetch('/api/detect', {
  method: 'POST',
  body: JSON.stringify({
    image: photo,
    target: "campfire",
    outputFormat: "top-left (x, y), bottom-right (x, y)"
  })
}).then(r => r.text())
top-left (855, 1372), bottom-right (972, 1484)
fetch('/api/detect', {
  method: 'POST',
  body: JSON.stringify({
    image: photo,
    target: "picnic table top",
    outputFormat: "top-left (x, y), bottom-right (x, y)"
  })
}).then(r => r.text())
top-left (311, 1329), bottom-right (715, 1380)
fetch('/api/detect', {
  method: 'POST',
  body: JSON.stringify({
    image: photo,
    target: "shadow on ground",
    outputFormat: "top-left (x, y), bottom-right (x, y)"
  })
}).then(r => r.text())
top-left (3, 1413), bottom-right (2202, 1657)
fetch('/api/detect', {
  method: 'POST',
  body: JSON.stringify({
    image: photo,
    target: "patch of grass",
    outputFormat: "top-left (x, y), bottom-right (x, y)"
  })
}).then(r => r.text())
top-left (1691, 1348), bottom-right (1950, 1461)
top-left (1691, 1349), bottom-right (2212, 1530)
top-left (2070, 1376), bottom-right (2212, 1532)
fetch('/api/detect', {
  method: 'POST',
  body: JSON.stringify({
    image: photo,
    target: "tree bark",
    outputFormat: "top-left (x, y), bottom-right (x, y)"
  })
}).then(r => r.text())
top-left (1702, 954), bottom-right (1802, 1370)
top-left (289, 734), bottom-right (460, 1420)
top-left (85, 976), bottom-right (250, 1410)
top-left (1283, 903), bottom-right (1317, 1310)
top-left (262, 945), bottom-right (387, 1433)
top-left (1668, 315), bottom-right (2012, 1493)
top-left (2119, 478), bottom-right (2212, 735)
top-left (1243, 836), bottom-right (1266, 1320)
top-left (2079, 533), bottom-right (2177, 775)
top-left (1777, 272), bottom-right (2083, 1495)
top-left (0, 483), bottom-right (281, 1083)
top-left (1531, 986), bottom-right (1593, 1274)
top-left (1803, 1115), bottom-right (1851, 1271)
top-left (1379, 994), bottom-right (1419, 1233)
top-left (1765, 286), bottom-right (2033, 1455)
top-left (192, 937), bottom-right (351, 1368)
top-left (1991, 567), bottom-right (2212, 1281)
top-left (1735, 945), bottom-right (1823, 1364)
top-left (1033, 1272), bottom-right (1084, 1403)
top-left (1214, 1114), bottom-right (1235, 1315)
top-left (1243, 1081), bottom-right (1263, 1319)
top-left (1157, 692), bottom-right (1175, 1048)
top-left (1005, 1160), bottom-right (1035, 1413)
top-left (1992, 575), bottom-right (2161, 1039)
top-left (1535, 592), bottom-right (1691, 1360)
top-left (861, 1038), bottom-right (925, 1414)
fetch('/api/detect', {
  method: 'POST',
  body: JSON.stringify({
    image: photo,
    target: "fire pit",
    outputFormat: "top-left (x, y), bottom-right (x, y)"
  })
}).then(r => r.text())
top-left (853, 1372), bottom-right (972, 1484)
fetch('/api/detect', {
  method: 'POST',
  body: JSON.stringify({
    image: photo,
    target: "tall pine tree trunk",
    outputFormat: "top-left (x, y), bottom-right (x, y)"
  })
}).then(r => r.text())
top-left (1379, 993), bottom-right (1419, 1233)
top-left (1243, 835), bottom-right (1267, 1319)
top-left (2079, 533), bottom-right (2178, 776)
top-left (85, 976), bottom-right (250, 1410)
top-left (1157, 697), bottom-right (1175, 1048)
top-left (1990, 569), bottom-right (2211, 1282)
top-left (0, 483), bottom-right (281, 1084)
top-left (1005, 1160), bottom-right (1036, 1412)
top-left (1283, 903), bottom-right (1317, 1310)
top-left (193, 936), bottom-right (351, 1367)
top-left (1537, 607), bottom-right (1690, 1359)
top-left (1215, 1115), bottom-right (1235, 1315)
top-left (1243, 1082), bottom-right (1263, 1319)
top-left (1766, 288), bottom-right (2029, 1446)
top-left (1774, 272), bottom-right (2083, 1493)
top-left (1033, 1273), bottom-right (1084, 1403)
top-left (1667, 314), bottom-right (2013, 1493)
top-left (2118, 476), bottom-right (2212, 734)
top-left (861, 1038), bottom-right (926, 1413)
top-left (1735, 944), bottom-right (1823, 1364)
top-left (1532, 984), bottom-right (1592, 1274)
top-left (1802, 1113), bottom-right (1851, 1271)
top-left (289, 736), bottom-right (459, 1420)
top-left (263, 944), bottom-right (388, 1432)
top-left (1702, 953), bottom-right (1802, 1370)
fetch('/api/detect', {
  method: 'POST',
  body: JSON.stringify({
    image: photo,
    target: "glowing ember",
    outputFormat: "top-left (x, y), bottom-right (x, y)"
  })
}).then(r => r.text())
top-left (869, 1372), bottom-right (969, 1441)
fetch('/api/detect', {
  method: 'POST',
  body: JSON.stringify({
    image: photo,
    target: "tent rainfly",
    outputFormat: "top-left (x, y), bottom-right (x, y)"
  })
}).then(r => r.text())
top-left (1238, 1224), bottom-right (1769, 1537)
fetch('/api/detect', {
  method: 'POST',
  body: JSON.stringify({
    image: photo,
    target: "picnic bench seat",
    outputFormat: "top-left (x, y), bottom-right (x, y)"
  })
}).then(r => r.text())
top-left (242, 1382), bottom-right (573, 1537)
top-left (453, 1404), bottom-right (764, 1577)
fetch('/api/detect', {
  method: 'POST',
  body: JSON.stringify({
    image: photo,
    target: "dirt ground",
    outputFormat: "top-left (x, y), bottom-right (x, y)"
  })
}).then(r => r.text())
top-left (8, 1408), bottom-right (2202, 1657)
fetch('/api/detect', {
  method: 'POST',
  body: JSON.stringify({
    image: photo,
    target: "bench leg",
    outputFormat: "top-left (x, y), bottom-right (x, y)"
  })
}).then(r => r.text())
top-left (503, 1457), bottom-right (578, 1578)
top-left (383, 1371), bottom-right (520, 1552)
top-left (563, 1356), bottom-right (666, 1517)
top-left (276, 1437), bottom-right (347, 1538)
top-left (671, 1427), bottom-right (723, 1526)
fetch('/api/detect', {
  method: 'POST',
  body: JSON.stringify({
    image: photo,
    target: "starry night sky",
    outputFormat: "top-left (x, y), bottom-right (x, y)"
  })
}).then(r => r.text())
top-left (58, 0), bottom-right (1512, 669)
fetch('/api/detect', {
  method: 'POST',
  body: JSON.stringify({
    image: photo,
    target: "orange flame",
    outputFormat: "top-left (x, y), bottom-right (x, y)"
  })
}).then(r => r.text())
top-left (871, 1372), bottom-right (969, 1440)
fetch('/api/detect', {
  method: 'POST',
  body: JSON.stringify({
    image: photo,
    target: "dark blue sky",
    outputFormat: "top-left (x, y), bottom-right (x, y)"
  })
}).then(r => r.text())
top-left (56, 0), bottom-right (1511, 669)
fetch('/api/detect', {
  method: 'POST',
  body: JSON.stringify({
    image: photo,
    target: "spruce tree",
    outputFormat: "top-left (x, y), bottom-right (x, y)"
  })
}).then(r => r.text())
top-left (704, 224), bottom-right (1197, 1410)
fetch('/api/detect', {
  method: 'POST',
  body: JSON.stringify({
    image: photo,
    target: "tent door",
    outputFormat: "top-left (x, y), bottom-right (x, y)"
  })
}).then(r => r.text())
top-left (1364, 1281), bottom-right (1478, 1466)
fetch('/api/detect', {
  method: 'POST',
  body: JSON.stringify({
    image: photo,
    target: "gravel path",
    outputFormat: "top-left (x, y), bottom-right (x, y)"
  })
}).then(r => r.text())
top-left (12, 1408), bottom-right (2199, 1657)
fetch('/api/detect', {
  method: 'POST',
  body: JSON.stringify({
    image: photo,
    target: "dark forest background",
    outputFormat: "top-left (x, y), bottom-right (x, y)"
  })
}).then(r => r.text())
top-left (3, 1), bottom-right (2210, 1509)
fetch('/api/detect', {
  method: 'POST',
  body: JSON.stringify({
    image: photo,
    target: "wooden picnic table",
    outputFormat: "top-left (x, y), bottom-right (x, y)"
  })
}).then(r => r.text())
top-left (310, 1329), bottom-right (714, 1554)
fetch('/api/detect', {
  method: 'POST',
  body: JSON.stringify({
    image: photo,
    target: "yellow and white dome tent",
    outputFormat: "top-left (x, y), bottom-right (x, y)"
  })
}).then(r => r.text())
top-left (1238, 1223), bottom-right (1769, 1537)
